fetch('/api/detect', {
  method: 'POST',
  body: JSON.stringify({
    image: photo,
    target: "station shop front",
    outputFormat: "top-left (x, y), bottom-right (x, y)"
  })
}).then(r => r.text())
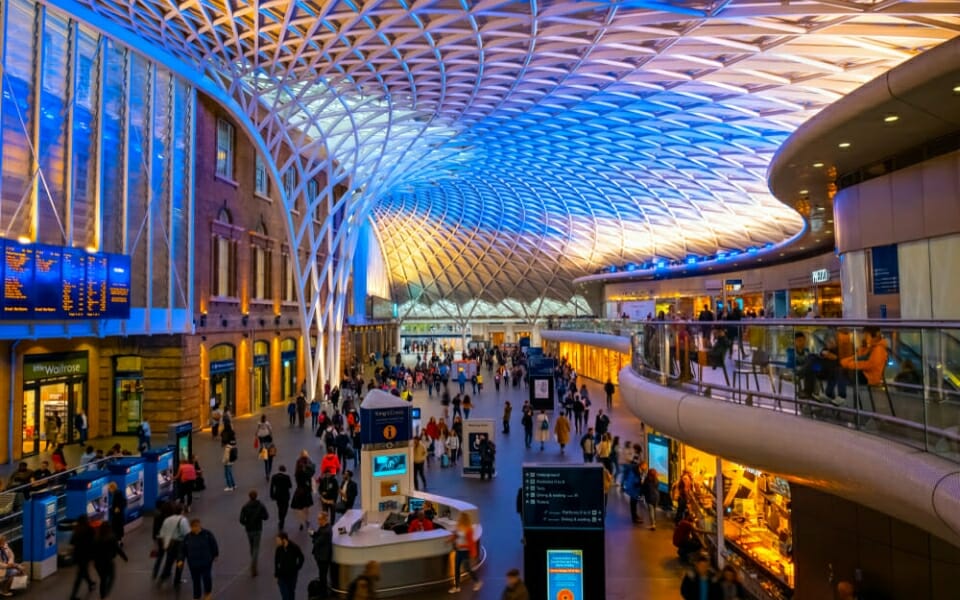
top-left (543, 340), bottom-right (629, 384)
top-left (649, 433), bottom-right (795, 600)
top-left (21, 352), bottom-right (91, 456)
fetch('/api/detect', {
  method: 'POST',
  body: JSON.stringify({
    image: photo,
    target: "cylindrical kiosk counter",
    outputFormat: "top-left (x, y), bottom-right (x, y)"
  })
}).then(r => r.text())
top-left (330, 390), bottom-right (483, 596)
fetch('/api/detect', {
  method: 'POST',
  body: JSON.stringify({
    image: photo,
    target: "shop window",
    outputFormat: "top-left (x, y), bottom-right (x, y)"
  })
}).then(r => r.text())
top-left (253, 341), bottom-right (270, 407)
top-left (255, 154), bottom-right (269, 196)
top-left (209, 344), bottom-right (236, 414)
top-left (281, 252), bottom-right (296, 303)
top-left (251, 223), bottom-right (272, 300)
top-left (280, 338), bottom-right (297, 401)
top-left (114, 356), bottom-right (144, 435)
top-left (307, 179), bottom-right (320, 221)
top-left (22, 352), bottom-right (89, 457)
top-left (215, 119), bottom-right (234, 179)
top-left (283, 169), bottom-right (300, 212)
top-left (212, 208), bottom-right (237, 298)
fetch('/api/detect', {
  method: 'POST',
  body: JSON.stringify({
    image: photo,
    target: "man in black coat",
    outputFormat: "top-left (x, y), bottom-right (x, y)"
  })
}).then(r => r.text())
top-left (270, 466), bottom-right (293, 530)
top-left (274, 531), bottom-right (304, 600)
top-left (338, 470), bottom-right (358, 513)
top-left (107, 482), bottom-right (127, 544)
top-left (239, 489), bottom-right (269, 576)
top-left (309, 513), bottom-right (333, 598)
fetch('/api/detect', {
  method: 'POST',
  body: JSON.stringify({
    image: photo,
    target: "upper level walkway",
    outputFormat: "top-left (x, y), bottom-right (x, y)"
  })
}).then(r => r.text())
top-left (542, 318), bottom-right (960, 547)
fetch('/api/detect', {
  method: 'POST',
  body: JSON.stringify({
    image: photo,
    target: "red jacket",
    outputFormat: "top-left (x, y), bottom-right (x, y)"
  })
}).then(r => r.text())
top-left (320, 454), bottom-right (340, 475)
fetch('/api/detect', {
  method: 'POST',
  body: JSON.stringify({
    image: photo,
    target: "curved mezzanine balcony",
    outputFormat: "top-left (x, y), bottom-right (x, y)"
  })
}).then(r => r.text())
top-left (541, 319), bottom-right (960, 547)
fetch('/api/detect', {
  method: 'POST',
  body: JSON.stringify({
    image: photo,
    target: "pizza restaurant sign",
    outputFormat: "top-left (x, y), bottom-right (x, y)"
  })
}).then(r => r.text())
top-left (811, 269), bottom-right (830, 284)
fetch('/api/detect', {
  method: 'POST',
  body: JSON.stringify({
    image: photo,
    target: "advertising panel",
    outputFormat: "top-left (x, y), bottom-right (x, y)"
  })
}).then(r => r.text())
top-left (462, 418), bottom-right (495, 478)
top-left (546, 549), bottom-right (584, 600)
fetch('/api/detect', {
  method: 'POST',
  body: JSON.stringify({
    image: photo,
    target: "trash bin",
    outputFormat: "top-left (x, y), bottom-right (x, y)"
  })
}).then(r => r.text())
top-left (56, 518), bottom-right (76, 567)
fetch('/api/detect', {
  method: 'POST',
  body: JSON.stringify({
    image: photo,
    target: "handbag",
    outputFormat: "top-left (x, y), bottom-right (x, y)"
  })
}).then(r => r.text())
top-left (258, 447), bottom-right (268, 461)
top-left (11, 573), bottom-right (28, 591)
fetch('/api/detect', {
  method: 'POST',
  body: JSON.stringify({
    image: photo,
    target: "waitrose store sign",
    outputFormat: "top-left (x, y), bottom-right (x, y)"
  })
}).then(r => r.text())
top-left (24, 353), bottom-right (88, 380)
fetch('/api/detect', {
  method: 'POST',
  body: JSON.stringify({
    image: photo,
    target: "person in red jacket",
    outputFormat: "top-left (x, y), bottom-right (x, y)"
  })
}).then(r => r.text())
top-left (319, 446), bottom-right (340, 476)
top-left (407, 510), bottom-right (434, 533)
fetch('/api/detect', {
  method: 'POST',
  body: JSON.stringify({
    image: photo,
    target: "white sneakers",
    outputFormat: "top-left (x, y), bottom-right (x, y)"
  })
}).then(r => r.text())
top-left (448, 586), bottom-right (460, 594)
top-left (473, 581), bottom-right (483, 591)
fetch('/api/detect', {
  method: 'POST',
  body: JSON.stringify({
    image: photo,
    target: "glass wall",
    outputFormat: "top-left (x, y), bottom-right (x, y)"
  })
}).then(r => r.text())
top-left (0, 0), bottom-right (194, 317)
top-left (113, 356), bottom-right (144, 434)
top-left (550, 341), bottom-right (629, 384)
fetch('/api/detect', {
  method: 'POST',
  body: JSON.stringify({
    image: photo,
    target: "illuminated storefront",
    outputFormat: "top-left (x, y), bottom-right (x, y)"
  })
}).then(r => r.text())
top-left (545, 341), bottom-right (629, 384)
top-left (21, 353), bottom-right (89, 456)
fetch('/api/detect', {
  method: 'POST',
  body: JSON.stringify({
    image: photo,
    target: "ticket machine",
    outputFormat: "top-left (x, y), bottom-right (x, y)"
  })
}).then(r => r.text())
top-left (65, 470), bottom-right (110, 524)
top-left (23, 493), bottom-right (58, 579)
top-left (143, 447), bottom-right (174, 510)
top-left (107, 457), bottom-right (145, 524)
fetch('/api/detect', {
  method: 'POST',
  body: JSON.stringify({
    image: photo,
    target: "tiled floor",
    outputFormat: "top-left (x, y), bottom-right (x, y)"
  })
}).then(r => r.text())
top-left (20, 368), bottom-right (689, 599)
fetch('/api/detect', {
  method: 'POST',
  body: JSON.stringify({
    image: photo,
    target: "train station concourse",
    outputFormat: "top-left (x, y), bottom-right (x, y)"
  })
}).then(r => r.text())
top-left (0, 0), bottom-right (959, 599)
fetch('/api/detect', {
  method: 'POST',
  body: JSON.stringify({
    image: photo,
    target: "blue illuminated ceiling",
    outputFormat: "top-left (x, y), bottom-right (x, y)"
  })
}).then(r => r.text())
top-left (59, 0), bottom-right (960, 313)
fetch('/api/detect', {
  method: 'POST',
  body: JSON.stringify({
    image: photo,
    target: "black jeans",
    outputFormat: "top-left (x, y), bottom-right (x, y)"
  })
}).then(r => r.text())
top-left (479, 461), bottom-right (493, 480)
top-left (157, 540), bottom-right (184, 584)
top-left (314, 559), bottom-right (330, 597)
top-left (275, 500), bottom-right (289, 530)
top-left (94, 561), bottom-right (115, 599)
top-left (189, 563), bottom-right (213, 599)
top-left (71, 558), bottom-right (96, 597)
top-left (414, 462), bottom-right (427, 490)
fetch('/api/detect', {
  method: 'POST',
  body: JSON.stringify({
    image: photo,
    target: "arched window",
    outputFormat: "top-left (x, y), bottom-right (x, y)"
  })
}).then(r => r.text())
top-left (212, 209), bottom-right (236, 297)
top-left (251, 221), bottom-right (272, 300)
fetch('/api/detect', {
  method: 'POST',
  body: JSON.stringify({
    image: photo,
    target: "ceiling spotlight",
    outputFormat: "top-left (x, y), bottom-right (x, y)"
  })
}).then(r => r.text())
top-left (16, 236), bottom-right (31, 245)
top-left (953, 84), bottom-right (960, 94)
top-left (812, 162), bottom-right (824, 168)
top-left (799, 189), bottom-right (808, 195)
top-left (883, 114), bottom-right (899, 123)
top-left (838, 142), bottom-right (851, 149)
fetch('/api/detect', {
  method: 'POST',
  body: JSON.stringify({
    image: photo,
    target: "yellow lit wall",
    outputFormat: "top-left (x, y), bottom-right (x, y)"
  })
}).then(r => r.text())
top-left (552, 341), bottom-right (629, 384)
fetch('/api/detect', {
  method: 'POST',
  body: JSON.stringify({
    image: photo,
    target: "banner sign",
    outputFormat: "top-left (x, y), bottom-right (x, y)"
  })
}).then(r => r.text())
top-left (360, 406), bottom-right (412, 445)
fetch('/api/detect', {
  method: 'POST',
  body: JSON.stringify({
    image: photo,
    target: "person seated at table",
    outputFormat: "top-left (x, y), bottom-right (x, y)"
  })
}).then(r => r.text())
top-left (840, 326), bottom-right (889, 387)
top-left (407, 510), bottom-right (434, 533)
top-left (706, 329), bottom-right (730, 368)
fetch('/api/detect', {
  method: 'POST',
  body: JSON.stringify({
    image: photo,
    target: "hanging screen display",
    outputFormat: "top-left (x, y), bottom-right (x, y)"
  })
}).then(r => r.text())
top-left (0, 239), bottom-right (130, 319)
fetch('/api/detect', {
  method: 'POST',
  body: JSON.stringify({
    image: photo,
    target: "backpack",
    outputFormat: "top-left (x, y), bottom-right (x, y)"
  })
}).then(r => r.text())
top-left (228, 446), bottom-right (238, 462)
top-left (540, 418), bottom-right (550, 431)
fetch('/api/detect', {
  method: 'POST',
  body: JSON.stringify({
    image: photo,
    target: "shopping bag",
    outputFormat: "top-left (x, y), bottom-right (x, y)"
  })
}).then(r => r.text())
top-left (11, 573), bottom-right (28, 590)
top-left (253, 437), bottom-right (259, 449)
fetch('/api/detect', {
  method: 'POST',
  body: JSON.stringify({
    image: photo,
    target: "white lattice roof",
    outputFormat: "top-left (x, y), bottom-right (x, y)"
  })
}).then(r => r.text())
top-left (64, 0), bottom-right (960, 316)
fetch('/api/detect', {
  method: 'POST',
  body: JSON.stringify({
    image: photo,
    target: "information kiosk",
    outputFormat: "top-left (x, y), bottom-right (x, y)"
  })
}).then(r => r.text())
top-left (522, 463), bottom-right (606, 599)
top-left (168, 421), bottom-right (193, 471)
top-left (107, 457), bottom-right (146, 525)
top-left (65, 470), bottom-right (110, 523)
top-left (142, 447), bottom-right (174, 509)
top-left (23, 493), bottom-right (58, 579)
top-left (330, 390), bottom-right (483, 597)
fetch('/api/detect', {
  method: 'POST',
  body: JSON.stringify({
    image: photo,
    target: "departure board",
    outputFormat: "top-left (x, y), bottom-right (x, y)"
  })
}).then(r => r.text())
top-left (522, 464), bottom-right (605, 530)
top-left (0, 239), bottom-right (130, 320)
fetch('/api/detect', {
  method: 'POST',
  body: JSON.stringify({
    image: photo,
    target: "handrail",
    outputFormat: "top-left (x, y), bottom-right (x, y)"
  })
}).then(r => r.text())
top-left (547, 320), bottom-right (960, 465)
top-left (3, 456), bottom-right (116, 497)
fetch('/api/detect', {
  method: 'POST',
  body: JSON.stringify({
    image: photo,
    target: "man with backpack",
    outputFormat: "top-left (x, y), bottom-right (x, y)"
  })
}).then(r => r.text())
top-left (580, 428), bottom-right (597, 463)
top-left (318, 473), bottom-right (339, 524)
top-left (239, 490), bottom-right (269, 577)
top-left (222, 439), bottom-right (238, 492)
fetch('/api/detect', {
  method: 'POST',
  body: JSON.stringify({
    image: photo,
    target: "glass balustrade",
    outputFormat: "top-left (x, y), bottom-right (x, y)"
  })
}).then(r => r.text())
top-left (551, 318), bottom-right (960, 464)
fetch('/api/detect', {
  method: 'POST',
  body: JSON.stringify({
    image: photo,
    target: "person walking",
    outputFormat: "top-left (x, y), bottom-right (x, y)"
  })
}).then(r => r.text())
top-left (296, 393), bottom-right (307, 428)
top-left (462, 395), bottom-right (473, 419)
top-left (478, 435), bottom-right (495, 481)
top-left (346, 561), bottom-right (380, 600)
top-left (448, 512), bottom-right (482, 593)
top-left (580, 428), bottom-right (596, 463)
top-left (318, 472), bottom-right (339, 525)
top-left (287, 399), bottom-right (297, 427)
top-left (413, 437), bottom-right (428, 491)
top-left (269, 465), bottom-right (293, 530)
top-left (68, 514), bottom-right (97, 600)
top-left (274, 531), bottom-right (305, 600)
top-left (603, 379), bottom-right (615, 410)
top-left (535, 410), bottom-right (550, 451)
top-left (501, 401), bottom-right (512, 434)
top-left (291, 478), bottom-right (314, 532)
top-left (182, 518), bottom-right (219, 600)
top-left (554, 413), bottom-right (571, 454)
top-left (223, 439), bottom-right (238, 491)
top-left (92, 522), bottom-right (128, 599)
top-left (174, 457), bottom-right (197, 512)
top-left (445, 431), bottom-right (461, 465)
top-left (501, 568), bottom-right (529, 600)
top-left (310, 399), bottom-right (321, 431)
top-left (521, 409), bottom-right (533, 449)
top-left (75, 409), bottom-right (88, 445)
top-left (239, 490), bottom-right (269, 577)
top-left (107, 482), bottom-right (127, 545)
top-left (155, 504), bottom-right (190, 588)
top-left (309, 513), bottom-right (333, 599)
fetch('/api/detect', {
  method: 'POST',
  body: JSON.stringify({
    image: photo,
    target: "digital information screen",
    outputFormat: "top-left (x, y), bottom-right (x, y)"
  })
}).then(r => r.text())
top-left (648, 434), bottom-right (670, 493)
top-left (0, 239), bottom-right (130, 320)
top-left (546, 549), bottom-right (584, 600)
top-left (522, 465), bottom-right (604, 530)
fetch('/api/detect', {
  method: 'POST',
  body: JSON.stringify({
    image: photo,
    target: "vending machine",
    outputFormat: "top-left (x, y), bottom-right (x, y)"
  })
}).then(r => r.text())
top-left (107, 457), bottom-right (145, 523)
top-left (143, 447), bottom-right (174, 510)
top-left (23, 493), bottom-right (58, 579)
top-left (65, 470), bottom-right (110, 524)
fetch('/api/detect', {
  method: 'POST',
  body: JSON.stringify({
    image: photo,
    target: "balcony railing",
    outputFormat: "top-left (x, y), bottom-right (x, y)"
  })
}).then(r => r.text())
top-left (552, 318), bottom-right (960, 464)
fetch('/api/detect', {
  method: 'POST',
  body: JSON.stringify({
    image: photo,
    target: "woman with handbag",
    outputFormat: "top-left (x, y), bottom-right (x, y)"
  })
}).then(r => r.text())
top-left (0, 535), bottom-right (24, 597)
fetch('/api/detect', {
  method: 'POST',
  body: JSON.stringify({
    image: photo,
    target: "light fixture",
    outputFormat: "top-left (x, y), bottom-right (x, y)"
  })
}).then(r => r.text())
top-left (953, 84), bottom-right (960, 94)
top-left (85, 245), bottom-right (97, 254)
top-left (780, 253), bottom-right (785, 257)
top-left (799, 189), bottom-right (808, 195)
top-left (883, 114), bottom-right (899, 123)
top-left (838, 142), bottom-right (851, 149)
top-left (827, 219), bottom-right (834, 224)
top-left (812, 162), bottom-right (824, 168)
top-left (16, 236), bottom-right (31, 245)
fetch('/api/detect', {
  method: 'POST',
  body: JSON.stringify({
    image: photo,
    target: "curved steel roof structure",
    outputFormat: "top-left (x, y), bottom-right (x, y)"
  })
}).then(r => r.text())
top-left (49, 0), bottom-right (960, 373)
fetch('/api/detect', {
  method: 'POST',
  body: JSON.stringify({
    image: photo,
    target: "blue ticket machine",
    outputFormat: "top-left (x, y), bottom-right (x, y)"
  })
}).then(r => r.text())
top-left (23, 493), bottom-right (58, 579)
top-left (107, 457), bottom-right (145, 523)
top-left (65, 470), bottom-right (110, 523)
top-left (143, 447), bottom-right (175, 510)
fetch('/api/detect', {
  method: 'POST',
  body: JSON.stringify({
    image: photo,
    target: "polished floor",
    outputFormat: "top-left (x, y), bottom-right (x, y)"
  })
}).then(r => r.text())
top-left (20, 369), bottom-right (688, 599)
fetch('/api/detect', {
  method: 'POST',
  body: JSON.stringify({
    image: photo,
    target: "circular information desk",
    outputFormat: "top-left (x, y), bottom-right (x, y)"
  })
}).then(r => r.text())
top-left (330, 492), bottom-right (484, 596)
